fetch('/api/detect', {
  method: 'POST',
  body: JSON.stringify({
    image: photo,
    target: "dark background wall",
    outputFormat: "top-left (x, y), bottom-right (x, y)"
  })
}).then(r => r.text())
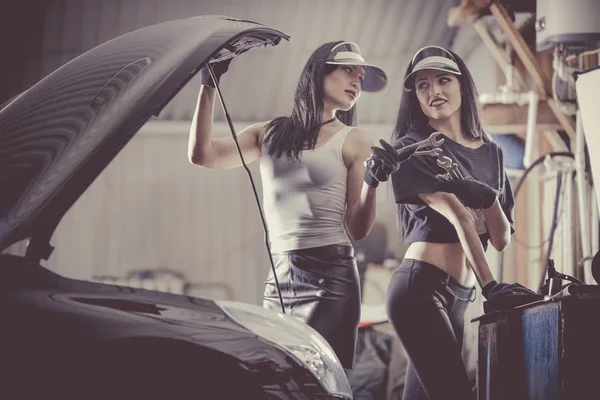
top-left (0, 1), bottom-right (47, 104)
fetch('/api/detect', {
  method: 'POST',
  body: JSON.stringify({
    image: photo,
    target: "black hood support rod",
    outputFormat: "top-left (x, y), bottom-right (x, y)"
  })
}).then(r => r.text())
top-left (208, 63), bottom-right (285, 314)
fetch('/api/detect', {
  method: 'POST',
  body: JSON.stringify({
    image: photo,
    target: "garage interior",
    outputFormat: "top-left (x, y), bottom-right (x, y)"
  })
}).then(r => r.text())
top-left (2, 0), bottom-right (600, 399)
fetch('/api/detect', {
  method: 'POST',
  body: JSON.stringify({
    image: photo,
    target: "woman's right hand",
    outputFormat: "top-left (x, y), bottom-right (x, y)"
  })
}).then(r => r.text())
top-left (200, 58), bottom-right (233, 88)
top-left (363, 139), bottom-right (418, 187)
top-left (436, 178), bottom-right (497, 209)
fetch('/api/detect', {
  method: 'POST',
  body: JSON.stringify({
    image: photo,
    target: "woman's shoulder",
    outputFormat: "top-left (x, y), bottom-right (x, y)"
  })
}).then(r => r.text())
top-left (344, 125), bottom-right (369, 140)
top-left (341, 125), bottom-right (375, 156)
top-left (483, 137), bottom-right (505, 158)
top-left (253, 120), bottom-right (274, 147)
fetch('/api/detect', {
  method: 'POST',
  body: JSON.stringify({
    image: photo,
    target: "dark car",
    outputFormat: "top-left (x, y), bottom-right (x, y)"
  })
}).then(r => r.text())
top-left (0, 16), bottom-right (352, 400)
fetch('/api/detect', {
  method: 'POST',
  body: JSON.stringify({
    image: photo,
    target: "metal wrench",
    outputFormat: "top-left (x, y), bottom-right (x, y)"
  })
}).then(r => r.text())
top-left (451, 163), bottom-right (464, 179)
top-left (397, 132), bottom-right (445, 156)
top-left (436, 156), bottom-right (463, 180)
top-left (415, 148), bottom-right (443, 157)
top-left (364, 131), bottom-right (443, 169)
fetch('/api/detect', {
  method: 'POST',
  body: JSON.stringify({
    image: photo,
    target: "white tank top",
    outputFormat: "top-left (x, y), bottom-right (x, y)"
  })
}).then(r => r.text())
top-left (260, 125), bottom-right (354, 252)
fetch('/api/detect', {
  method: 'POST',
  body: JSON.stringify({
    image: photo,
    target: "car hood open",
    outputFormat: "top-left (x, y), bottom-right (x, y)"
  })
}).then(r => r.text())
top-left (0, 16), bottom-right (288, 260)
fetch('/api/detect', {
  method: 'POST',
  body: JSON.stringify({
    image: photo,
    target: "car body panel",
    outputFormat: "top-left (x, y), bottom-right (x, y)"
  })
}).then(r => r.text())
top-left (0, 16), bottom-right (350, 400)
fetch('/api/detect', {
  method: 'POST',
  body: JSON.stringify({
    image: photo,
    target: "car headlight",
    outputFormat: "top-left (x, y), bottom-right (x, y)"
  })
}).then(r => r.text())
top-left (216, 300), bottom-right (352, 399)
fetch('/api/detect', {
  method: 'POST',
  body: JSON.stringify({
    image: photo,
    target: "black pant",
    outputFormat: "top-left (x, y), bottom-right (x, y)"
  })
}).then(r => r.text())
top-left (385, 259), bottom-right (476, 400)
top-left (262, 244), bottom-right (361, 369)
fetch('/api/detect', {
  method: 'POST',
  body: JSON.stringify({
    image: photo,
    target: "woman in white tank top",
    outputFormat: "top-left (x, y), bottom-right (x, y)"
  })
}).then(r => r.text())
top-left (188, 40), bottom-right (418, 369)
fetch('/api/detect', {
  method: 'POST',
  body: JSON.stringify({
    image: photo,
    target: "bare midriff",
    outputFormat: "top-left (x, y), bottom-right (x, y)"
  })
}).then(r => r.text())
top-left (404, 241), bottom-right (476, 286)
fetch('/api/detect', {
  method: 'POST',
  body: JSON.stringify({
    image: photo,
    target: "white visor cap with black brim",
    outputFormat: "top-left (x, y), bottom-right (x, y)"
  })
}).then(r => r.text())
top-left (403, 46), bottom-right (461, 92)
top-left (325, 42), bottom-right (388, 93)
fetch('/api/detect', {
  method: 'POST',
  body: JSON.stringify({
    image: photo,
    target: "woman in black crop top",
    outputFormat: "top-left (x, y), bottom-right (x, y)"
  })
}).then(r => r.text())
top-left (362, 46), bottom-right (536, 399)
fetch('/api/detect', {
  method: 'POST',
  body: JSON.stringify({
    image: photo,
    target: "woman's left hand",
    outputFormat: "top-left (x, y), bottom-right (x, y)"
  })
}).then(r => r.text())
top-left (437, 178), bottom-right (497, 209)
top-left (469, 208), bottom-right (487, 235)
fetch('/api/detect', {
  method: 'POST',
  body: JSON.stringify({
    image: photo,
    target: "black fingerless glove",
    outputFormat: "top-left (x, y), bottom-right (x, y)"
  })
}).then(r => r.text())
top-left (200, 58), bottom-right (232, 88)
top-left (437, 178), bottom-right (498, 209)
top-left (482, 280), bottom-right (537, 300)
top-left (364, 139), bottom-right (418, 188)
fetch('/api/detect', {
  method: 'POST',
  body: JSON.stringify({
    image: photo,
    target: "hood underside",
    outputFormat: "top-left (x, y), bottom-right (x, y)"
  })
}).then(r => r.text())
top-left (0, 16), bottom-right (288, 257)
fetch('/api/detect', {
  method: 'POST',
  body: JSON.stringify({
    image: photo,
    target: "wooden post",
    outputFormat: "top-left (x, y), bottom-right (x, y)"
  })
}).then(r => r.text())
top-left (489, 1), bottom-right (577, 139)
top-left (473, 19), bottom-right (525, 90)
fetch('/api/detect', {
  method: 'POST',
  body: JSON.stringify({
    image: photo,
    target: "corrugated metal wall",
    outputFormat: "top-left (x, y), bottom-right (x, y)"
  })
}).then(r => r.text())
top-left (38, 0), bottom-right (460, 124)
top-left (49, 122), bottom-right (271, 303)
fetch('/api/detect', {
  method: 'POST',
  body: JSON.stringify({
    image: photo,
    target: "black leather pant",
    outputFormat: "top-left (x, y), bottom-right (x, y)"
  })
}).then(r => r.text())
top-left (263, 244), bottom-right (361, 369)
top-left (386, 259), bottom-right (476, 400)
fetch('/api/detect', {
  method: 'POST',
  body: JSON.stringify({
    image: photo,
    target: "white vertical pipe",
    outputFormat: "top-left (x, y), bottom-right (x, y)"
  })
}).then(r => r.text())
top-left (592, 189), bottom-right (599, 256)
top-left (537, 169), bottom-right (554, 287)
top-left (552, 173), bottom-right (559, 274)
top-left (522, 90), bottom-right (540, 287)
top-left (544, 169), bottom-right (564, 279)
top-left (542, 172), bottom-right (550, 284)
top-left (591, 187), bottom-right (599, 284)
top-left (527, 167), bottom-right (542, 288)
top-left (563, 171), bottom-right (574, 277)
top-left (523, 91), bottom-right (539, 168)
top-left (589, 52), bottom-right (600, 271)
top-left (575, 111), bottom-right (594, 283)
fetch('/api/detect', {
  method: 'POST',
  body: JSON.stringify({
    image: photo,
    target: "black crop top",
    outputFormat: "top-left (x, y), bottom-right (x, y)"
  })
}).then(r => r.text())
top-left (391, 125), bottom-right (515, 248)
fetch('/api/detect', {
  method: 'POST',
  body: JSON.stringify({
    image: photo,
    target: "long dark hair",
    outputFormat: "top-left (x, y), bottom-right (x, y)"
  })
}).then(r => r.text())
top-left (392, 49), bottom-right (489, 237)
top-left (263, 41), bottom-right (357, 162)
top-left (392, 49), bottom-right (488, 144)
